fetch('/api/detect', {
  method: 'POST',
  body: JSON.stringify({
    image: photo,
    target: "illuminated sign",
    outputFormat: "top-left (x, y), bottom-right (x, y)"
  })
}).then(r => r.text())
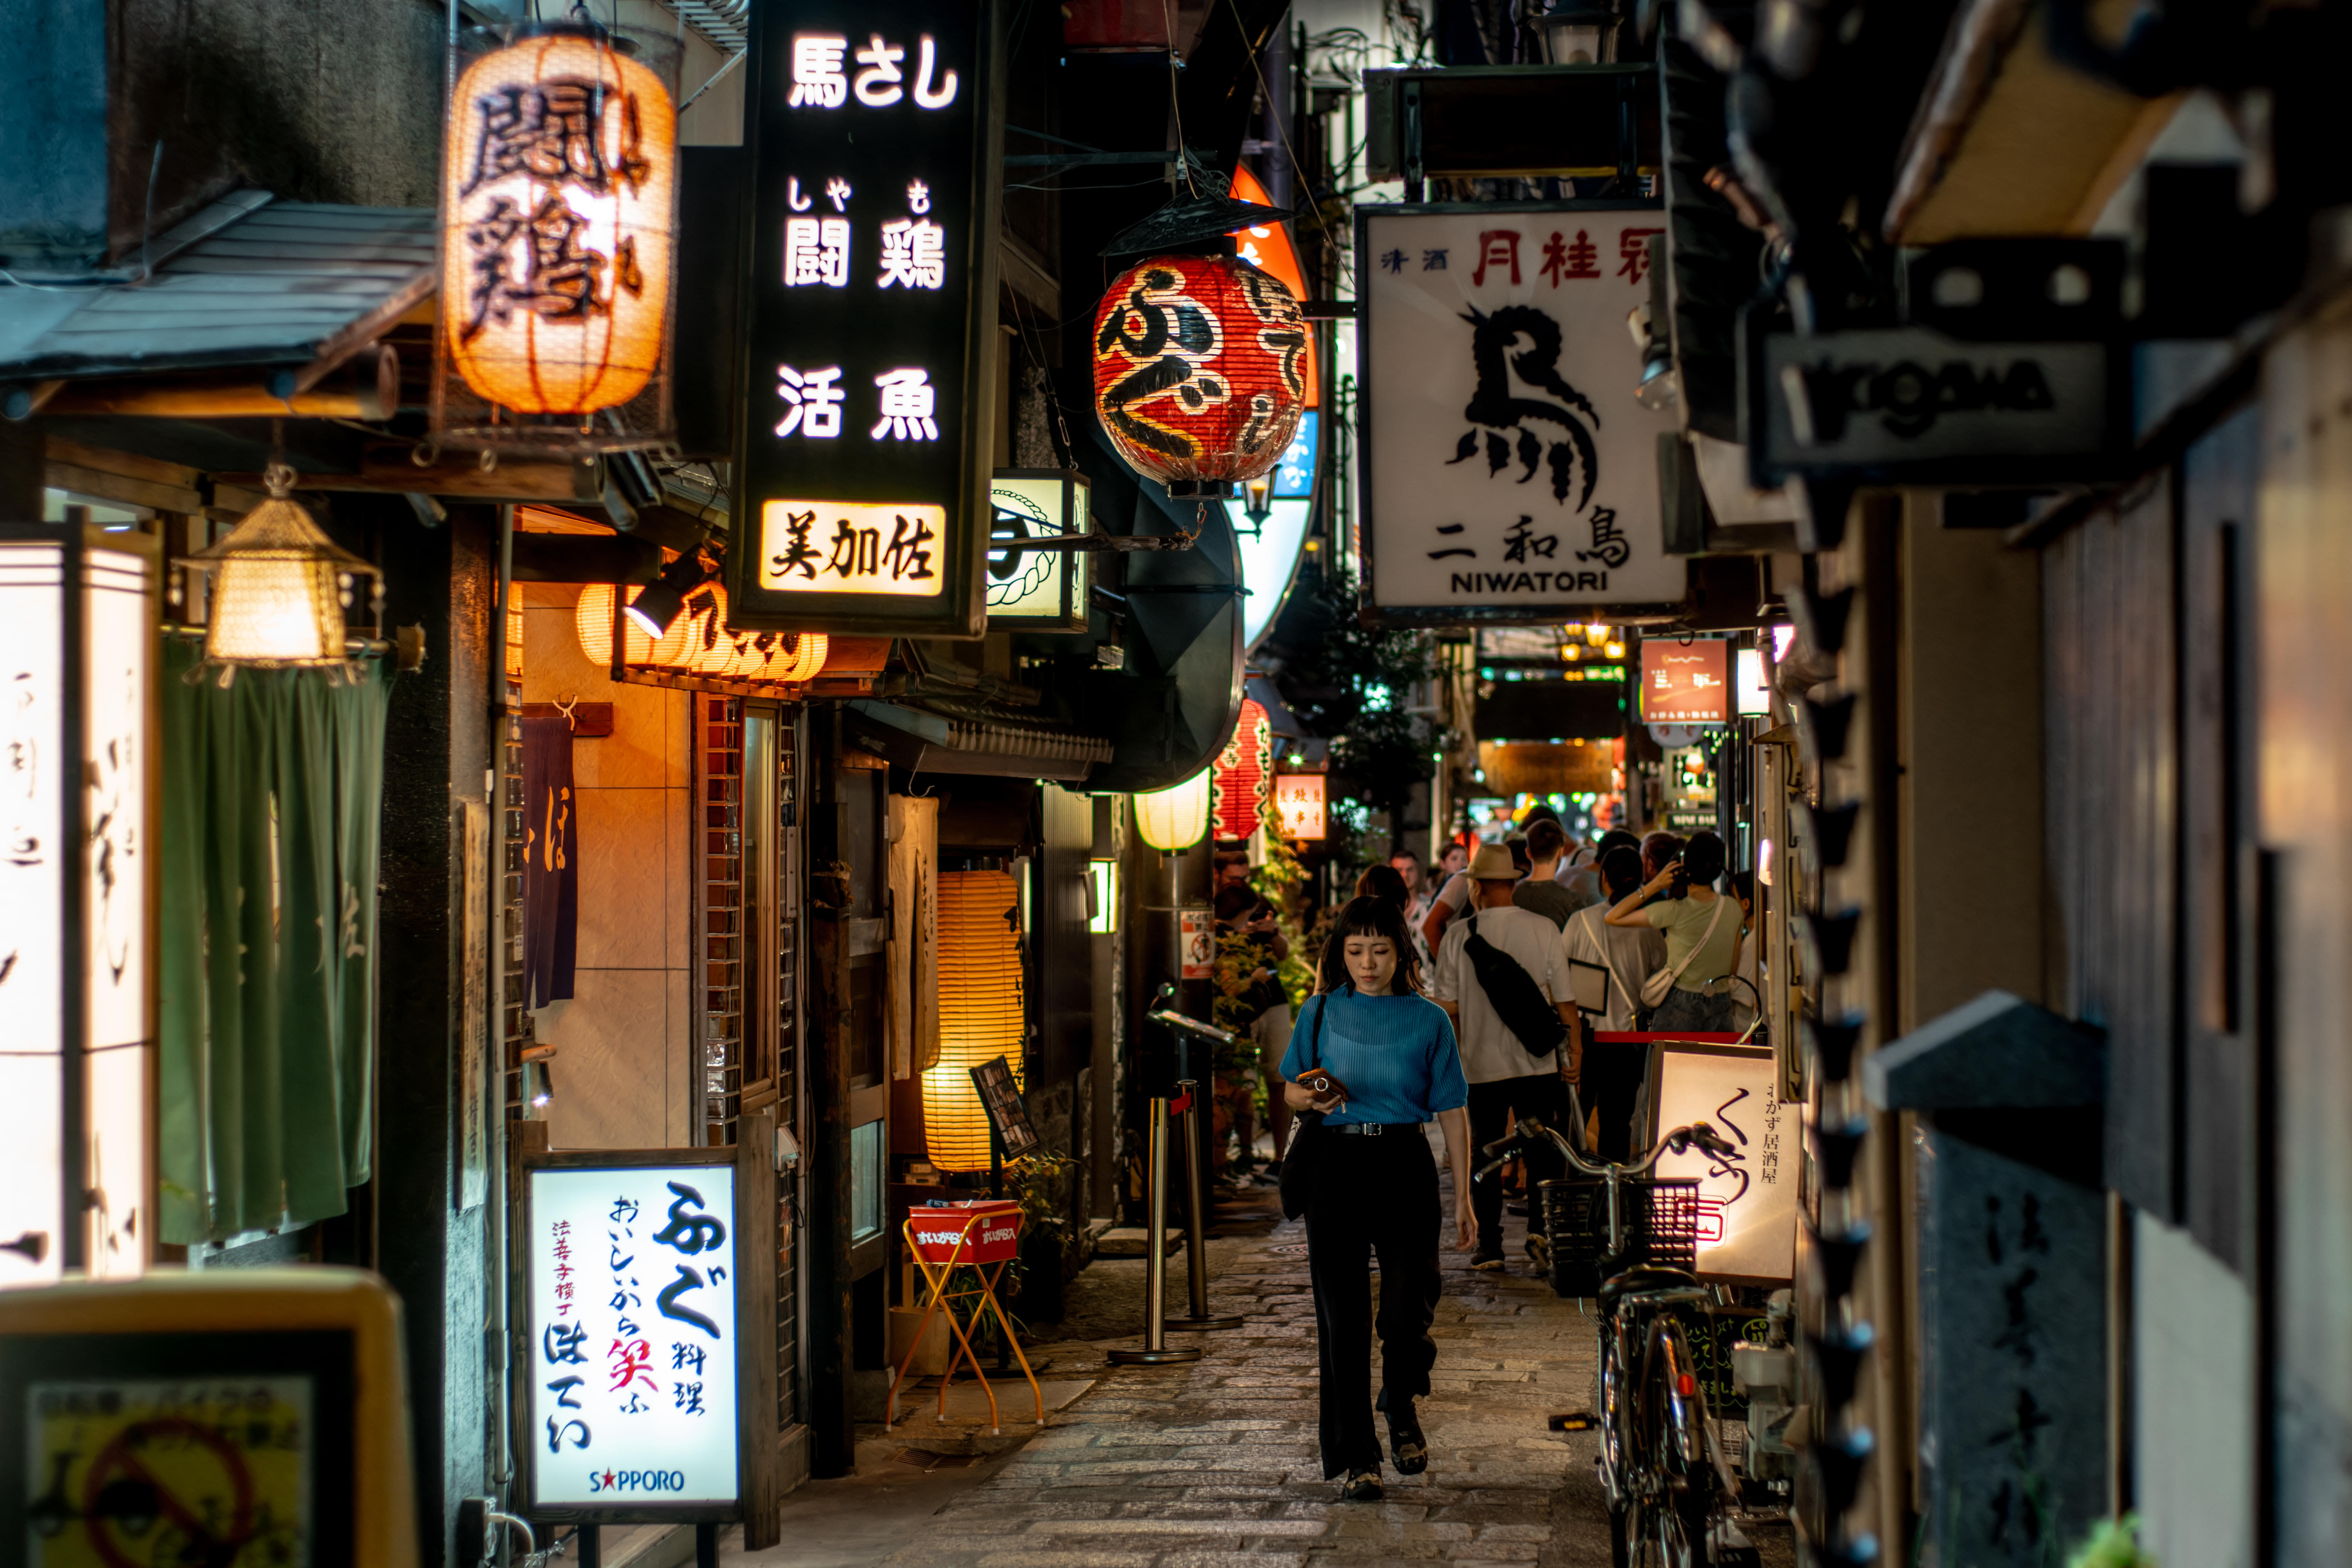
top-left (1647, 1041), bottom-right (1792, 1283)
top-left (1357, 203), bottom-right (1686, 623)
top-left (1272, 773), bottom-right (1326, 840)
top-left (523, 1154), bottom-right (748, 1520)
top-left (729, 1), bottom-right (1007, 636)
top-left (985, 470), bottom-right (1092, 631)
top-left (1641, 637), bottom-right (1729, 724)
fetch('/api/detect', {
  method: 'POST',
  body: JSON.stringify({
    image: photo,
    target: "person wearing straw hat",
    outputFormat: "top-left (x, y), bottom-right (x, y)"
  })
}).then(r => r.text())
top-left (1429, 843), bottom-right (1578, 1272)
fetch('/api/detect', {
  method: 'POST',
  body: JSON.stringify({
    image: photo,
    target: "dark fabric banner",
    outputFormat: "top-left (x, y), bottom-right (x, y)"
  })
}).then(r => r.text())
top-left (157, 639), bottom-right (390, 1245)
top-left (521, 714), bottom-right (578, 1010)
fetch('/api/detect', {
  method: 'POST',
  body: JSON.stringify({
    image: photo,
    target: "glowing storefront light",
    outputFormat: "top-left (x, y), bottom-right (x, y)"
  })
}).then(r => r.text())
top-left (926, 870), bottom-right (1024, 1173)
top-left (0, 527), bottom-right (156, 1287)
top-left (1133, 770), bottom-right (1212, 853)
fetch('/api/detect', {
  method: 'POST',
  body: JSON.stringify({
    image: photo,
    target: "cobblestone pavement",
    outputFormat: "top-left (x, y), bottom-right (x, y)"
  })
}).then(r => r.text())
top-left (873, 1180), bottom-right (1796, 1568)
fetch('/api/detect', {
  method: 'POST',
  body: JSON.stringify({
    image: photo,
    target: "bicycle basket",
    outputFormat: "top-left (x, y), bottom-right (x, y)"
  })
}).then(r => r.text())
top-left (1538, 1176), bottom-right (1702, 1298)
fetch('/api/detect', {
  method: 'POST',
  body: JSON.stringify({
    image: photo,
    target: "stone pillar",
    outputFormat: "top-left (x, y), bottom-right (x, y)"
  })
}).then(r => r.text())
top-left (1866, 990), bottom-right (2108, 1568)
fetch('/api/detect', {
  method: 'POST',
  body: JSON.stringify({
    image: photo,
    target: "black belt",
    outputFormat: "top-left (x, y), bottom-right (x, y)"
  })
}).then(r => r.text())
top-left (1332, 1122), bottom-right (1421, 1136)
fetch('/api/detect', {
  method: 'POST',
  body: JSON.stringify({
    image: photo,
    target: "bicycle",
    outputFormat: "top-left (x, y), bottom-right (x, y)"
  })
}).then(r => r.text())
top-left (1476, 1115), bottom-right (1747, 1568)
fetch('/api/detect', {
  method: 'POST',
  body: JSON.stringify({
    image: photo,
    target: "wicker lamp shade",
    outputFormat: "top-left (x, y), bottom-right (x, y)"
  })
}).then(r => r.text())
top-left (574, 582), bottom-right (826, 685)
top-left (441, 27), bottom-right (676, 415)
top-left (188, 466), bottom-right (378, 667)
top-left (1213, 698), bottom-right (1272, 842)
top-left (1092, 253), bottom-right (1309, 488)
top-left (1133, 769), bottom-right (1212, 853)
top-left (926, 870), bottom-right (1026, 1173)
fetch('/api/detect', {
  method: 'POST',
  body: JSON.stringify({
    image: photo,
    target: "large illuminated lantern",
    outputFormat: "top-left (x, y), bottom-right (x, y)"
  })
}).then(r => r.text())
top-left (438, 24), bottom-right (677, 427)
top-left (1091, 254), bottom-right (1309, 493)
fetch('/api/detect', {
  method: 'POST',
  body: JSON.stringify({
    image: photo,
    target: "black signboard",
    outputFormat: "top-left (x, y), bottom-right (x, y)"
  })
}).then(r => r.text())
top-left (1742, 239), bottom-right (2132, 488)
top-left (729, 0), bottom-right (1008, 637)
top-left (969, 1055), bottom-right (1040, 1161)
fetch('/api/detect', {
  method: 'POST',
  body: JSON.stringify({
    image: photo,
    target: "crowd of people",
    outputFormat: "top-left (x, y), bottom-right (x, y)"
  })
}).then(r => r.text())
top-left (1222, 810), bottom-right (1762, 1500)
top-left (1208, 813), bottom-right (1761, 1203)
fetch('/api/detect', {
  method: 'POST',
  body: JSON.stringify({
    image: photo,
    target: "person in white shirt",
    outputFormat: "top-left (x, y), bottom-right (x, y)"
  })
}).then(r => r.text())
top-left (1429, 845), bottom-right (1577, 1270)
top-left (1560, 845), bottom-right (1669, 1159)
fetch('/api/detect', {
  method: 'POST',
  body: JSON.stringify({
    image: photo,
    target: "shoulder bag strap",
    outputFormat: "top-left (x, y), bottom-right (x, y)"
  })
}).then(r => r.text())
top-left (1660, 894), bottom-right (1733, 988)
top-left (1588, 907), bottom-right (1640, 1020)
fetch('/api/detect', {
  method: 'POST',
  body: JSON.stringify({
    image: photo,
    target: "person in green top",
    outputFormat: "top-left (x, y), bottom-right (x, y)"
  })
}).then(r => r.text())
top-left (1604, 829), bottom-right (1744, 1034)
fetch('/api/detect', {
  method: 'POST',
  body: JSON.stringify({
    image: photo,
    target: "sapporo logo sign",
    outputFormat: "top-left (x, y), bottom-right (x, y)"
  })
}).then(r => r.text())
top-left (1358, 206), bottom-right (1686, 621)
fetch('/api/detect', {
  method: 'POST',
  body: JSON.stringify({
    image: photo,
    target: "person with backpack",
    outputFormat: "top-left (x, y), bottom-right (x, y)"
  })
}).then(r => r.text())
top-left (1428, 845), bottom-right (1578, 1271)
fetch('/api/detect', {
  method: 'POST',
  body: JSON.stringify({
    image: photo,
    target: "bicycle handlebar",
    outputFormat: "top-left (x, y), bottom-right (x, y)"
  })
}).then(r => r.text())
top-left (1472, 1118), bottom-right (1738, 1185)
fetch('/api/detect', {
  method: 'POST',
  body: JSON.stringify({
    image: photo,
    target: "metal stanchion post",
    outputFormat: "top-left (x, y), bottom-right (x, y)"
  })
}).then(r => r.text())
top-left (1165, 1077), bottom-right (1245, 1331)
top-left (1109, 1095), bottom-right (1201, 1366)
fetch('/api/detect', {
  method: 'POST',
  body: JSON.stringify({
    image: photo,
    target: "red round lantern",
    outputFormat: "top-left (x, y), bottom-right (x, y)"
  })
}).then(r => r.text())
top-left (1213, 698), bottom-right (1272, 842)
top-left (1093, 254), bottom-right (1309, 489)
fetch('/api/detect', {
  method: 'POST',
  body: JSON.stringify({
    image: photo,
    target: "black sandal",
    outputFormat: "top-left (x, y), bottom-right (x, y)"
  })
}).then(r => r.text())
top-left (1340, 1468), bottom-right (1384, 1502)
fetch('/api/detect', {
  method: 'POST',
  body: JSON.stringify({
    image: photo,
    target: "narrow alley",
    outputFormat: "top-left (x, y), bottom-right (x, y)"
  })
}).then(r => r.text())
top-left (733, 1174), bottom-right (1796, 1568)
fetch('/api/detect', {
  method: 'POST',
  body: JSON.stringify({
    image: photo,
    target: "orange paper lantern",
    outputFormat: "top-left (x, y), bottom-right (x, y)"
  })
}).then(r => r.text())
top-left (1212, 698), bottom-right (1272, 842)
top-left (1092, 253), bottom-right (1308, 488)
top-left (926, 870), bottom-right (1026, 1173)
top-left (441, 26), bottom-right (676, 415)
top-left (574, 582), bottom-right (826, 684)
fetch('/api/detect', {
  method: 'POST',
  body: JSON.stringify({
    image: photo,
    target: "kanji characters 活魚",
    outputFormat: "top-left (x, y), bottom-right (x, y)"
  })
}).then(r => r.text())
top-left (872, 369), bottom-right (941, 441)
top-left (775, 365), bottom-right (845, 438)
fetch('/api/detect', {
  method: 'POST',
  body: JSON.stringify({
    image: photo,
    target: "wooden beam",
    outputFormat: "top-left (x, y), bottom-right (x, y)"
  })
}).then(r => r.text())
top-left (40, 345), bottom-right (400, 420)
top-left (42, 434), bottom-right (205, 514)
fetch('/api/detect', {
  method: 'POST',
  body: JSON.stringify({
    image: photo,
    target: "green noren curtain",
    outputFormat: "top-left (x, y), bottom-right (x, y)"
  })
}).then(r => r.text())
top-left (158, 638), bottom-right (391, 1245)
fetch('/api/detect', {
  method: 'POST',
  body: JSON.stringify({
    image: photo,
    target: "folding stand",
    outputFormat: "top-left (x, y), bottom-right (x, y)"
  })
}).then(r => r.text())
top-left (885, 1200), bottom-right (1045, 1436)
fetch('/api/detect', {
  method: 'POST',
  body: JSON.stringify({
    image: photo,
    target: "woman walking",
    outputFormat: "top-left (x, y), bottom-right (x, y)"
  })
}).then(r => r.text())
top-left (1282, 896), bottom-right (1476, 1502)
top-left (1605, 828), bottom-right (1743, 1035)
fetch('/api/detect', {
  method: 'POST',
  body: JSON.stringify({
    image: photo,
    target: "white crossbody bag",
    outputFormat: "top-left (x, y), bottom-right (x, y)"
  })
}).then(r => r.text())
top-left (1638, 894), bottom-right (1731, 1010)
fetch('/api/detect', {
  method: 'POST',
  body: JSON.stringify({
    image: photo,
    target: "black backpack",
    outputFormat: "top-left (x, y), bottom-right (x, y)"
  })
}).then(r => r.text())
top-left (1461, 910), bottom-right (1568, 1058)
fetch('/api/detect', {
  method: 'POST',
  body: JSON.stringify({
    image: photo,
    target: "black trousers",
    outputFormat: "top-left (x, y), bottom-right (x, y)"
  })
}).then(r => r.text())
top-left (1306, 1130), bottom-right (1443, 1478)
top-left (1467, 1073), bottom-right (1568, 1256)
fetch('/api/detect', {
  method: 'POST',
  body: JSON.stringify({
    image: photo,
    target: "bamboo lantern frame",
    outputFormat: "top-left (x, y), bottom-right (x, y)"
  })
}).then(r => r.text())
top-left (432, 20), bottom-right (683, 458)
top-left (926, 870), bottom-right (1026, 1174)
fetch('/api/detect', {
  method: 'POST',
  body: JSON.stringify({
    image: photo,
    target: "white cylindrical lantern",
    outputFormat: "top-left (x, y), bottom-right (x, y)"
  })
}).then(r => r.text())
top-left (1133, 769), bottom-right (1211, 853)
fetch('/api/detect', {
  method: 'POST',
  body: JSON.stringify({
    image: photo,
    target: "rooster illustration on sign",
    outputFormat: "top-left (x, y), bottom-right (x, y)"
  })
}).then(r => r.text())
top-left (1446, 304), bottom-right (1602, 511)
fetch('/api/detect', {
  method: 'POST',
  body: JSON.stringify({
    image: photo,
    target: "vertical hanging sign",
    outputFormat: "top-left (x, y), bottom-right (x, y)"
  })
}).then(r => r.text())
top-left (1355, 203), bottom-right (1687, 624)
top-left (729, 0), bottom-right (1008, 637)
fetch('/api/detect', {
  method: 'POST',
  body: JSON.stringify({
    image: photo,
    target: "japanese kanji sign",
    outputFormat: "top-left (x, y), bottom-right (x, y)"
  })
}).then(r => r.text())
top-left (729, 0), bottom-right (1007, 637)
top-left (525, 1161), bottom-right (741, 1516)
top-left (1356, 204), bottom-right (1685, 622)
top-left (1647, 1041), bottom-right (1792, 1283)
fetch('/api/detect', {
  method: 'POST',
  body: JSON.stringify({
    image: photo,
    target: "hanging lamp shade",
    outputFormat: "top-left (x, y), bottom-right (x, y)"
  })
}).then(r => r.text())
top-left (187, 465), bottom-right (379, 667)
top-left (1092, 253), bottom-right (1309, 493)
top-left (1212, 698), bottom-right (1272, 842)
top-left (440, 25), bottom-right (677, 417)
top-left (574, 581), bottom-right (827, 686)
top-left (925, 870), bottom-right (1025, 1173)
top-left (1133, 769), bottom-right (1212, 853)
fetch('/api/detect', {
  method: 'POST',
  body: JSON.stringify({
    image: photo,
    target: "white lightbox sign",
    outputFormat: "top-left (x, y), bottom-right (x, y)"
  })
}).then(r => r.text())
top-left (527, 1161), bottom-right (741, 1513)
top-left (1357, 205), bottom-right (1686, 622)
top-left (1647, 1040), bottom-right (1794, 1283)
top-left (0, 530), bottom-right (156, 1288)
top-left (0, 541), bottom-right (65, 1288)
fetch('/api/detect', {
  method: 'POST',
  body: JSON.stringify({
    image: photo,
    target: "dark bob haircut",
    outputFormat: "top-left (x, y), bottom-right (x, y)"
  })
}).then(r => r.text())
top-left (1315, 894), bottom-right (1425, 996)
